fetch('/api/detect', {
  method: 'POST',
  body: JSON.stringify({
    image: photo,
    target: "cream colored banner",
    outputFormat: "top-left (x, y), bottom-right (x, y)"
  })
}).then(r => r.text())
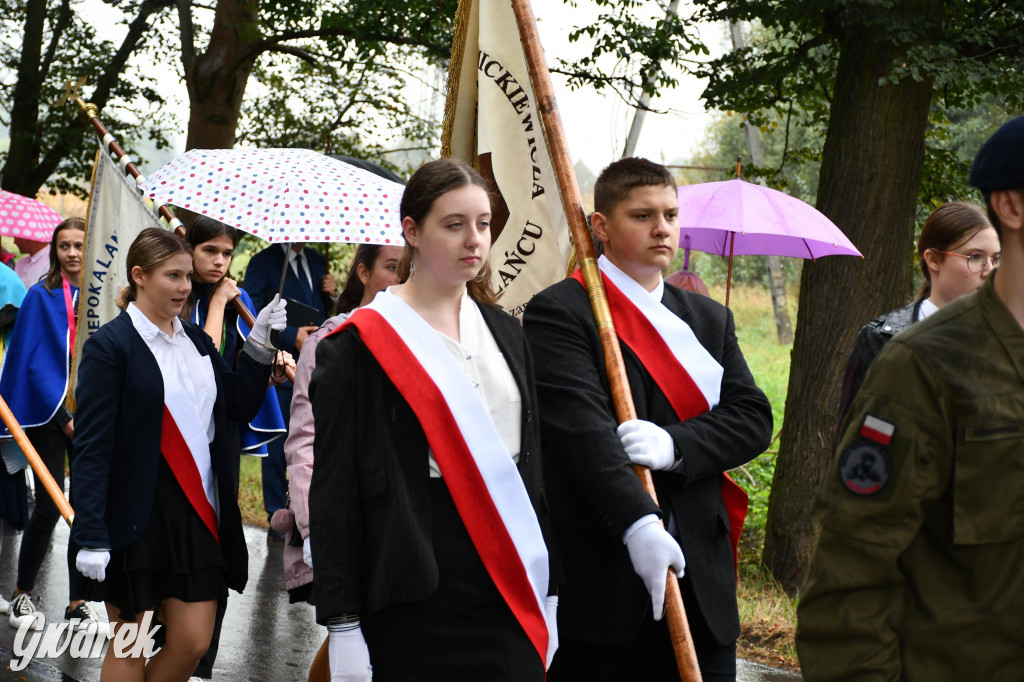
top-left (444, 0), bottom-right (572, 318)
top-left (77, 148), bottom-right (161, 356)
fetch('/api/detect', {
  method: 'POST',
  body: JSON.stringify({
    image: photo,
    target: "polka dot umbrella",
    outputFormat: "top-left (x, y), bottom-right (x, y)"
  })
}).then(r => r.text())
top-left (139, 148), bottom-right (405, 246)
top-left (0, 189), bottom-right (63, 241)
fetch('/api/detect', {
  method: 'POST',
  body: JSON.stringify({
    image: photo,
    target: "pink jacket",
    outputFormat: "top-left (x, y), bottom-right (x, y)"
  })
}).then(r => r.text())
top-left (279, 312), bottom-right (348, 593)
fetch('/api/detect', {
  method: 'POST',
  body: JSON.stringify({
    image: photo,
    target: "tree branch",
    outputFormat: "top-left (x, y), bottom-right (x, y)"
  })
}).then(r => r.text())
top-left (240, 27), bottom-right (447, 66)
top-left (265, 43), bottom-right (319, 65)
top-left (40, 0), bottom-right (73, 81)
top-left (177, 0), bottom-right (196, 79)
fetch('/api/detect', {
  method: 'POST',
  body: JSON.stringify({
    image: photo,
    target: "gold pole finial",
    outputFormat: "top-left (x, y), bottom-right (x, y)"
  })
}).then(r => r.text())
top-left (56, 77), bottom-right (93, 116)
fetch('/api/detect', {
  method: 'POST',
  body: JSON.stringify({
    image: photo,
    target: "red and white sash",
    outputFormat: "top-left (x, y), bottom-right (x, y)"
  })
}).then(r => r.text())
top-left (573, 256), bottom-right (748, 574)
top-left (338, 291), bottom-right (552, 665)
top-left (160, 370), bottom-right (219, 543)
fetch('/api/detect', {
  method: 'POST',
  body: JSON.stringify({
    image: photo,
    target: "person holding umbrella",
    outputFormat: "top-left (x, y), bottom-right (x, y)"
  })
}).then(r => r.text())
top-left (837, 201), bottom-right (998, 428)
top-left (308, 158), bottom-right (557, 681)
top-left (0, 217), bottom-right (97, 630)
top-left (244, 241), bottom-right (335, 539)
top-left (70, 228), bottom-right (286, 682)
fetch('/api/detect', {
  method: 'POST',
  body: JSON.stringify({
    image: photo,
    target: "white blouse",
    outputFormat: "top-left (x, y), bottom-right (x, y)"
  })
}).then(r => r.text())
top-left (127, 303), bottom-right (217, 444)
top-left (428, 290), bottom-right (522, 478)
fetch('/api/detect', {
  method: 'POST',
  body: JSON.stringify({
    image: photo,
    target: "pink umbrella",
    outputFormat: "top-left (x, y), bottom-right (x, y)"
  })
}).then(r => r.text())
top-left (0, 190), bottom-right (63, 241)
top-left (677, 178), bottom-right (862, 305)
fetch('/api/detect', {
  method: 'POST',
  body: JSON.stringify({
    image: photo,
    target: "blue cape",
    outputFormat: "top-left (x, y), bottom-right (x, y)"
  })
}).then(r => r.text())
top-left (190, 287), bottom-right (285, 454)
top-left (0, 282), bottom-right (72, 433)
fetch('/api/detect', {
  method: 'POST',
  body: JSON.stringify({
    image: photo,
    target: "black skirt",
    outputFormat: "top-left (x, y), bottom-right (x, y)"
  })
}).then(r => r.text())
top-left (86, 458), bottom-right (227, 621)
top-left (360, 479), bottom-right (544, 682)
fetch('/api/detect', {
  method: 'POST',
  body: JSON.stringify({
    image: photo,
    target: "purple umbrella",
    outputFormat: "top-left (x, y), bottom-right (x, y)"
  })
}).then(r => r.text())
top-left (677, 178), bottom-right (862, 305)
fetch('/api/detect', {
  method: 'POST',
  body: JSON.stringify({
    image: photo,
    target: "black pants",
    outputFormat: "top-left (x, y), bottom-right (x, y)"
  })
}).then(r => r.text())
top-left (548, 604), bottom-right (736, 682)
top-left (17, 420), bottom-right (85, 602)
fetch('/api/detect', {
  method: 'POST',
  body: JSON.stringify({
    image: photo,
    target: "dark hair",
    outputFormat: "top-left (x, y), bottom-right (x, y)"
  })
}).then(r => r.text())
top-left (184, 216), bottom-right (238, 251)
top-left (984, 188), bottom-right (1024, 240)
top-left (594, 157), bottom-right (677, 216)
top-left (397, 159), bottom-right (497, 305)
top-left (44, 217), bottom-right (86, 291)
top-left (182, 216), bottom-right (238, 317)
top-left (117, 228), bottom-right (192, 309)
top-left (335, 245), bottom-right (385, 315)
top-left (918, 201), bottom-right (994, 298)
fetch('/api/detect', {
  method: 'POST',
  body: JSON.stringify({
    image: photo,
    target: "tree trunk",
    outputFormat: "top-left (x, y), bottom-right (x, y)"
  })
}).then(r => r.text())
top-left (184, 0), bottom-right (260, 150)
top-left (2, 0), bottom-right (47, 196)
top-left (763, 2), bottom-right (936, 595)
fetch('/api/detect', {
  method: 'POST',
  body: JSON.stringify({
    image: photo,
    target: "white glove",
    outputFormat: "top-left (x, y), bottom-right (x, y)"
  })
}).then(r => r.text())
top-left (328, 623), bottom-right (372, 682)
top-left (249, 294), bottom-right (288, 347)
top-left (303, 536), bottom-right (313, 569)
top-left (545, 595), bottom-right (559, 669)
top-left (76, 548), bottom-right (111, 582)
top-left (617, 419), bottom-right (676, 471)
top-left (623, 516), bottom-right (685, 620)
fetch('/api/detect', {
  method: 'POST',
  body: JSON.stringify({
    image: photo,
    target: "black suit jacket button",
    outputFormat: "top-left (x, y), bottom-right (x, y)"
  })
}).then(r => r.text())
top-left (526, 409), bottom-right (533, 422)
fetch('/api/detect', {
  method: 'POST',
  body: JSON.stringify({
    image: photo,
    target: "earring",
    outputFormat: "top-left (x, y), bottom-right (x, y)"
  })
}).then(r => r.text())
top-left (408, 253), bottom-right (415, 279)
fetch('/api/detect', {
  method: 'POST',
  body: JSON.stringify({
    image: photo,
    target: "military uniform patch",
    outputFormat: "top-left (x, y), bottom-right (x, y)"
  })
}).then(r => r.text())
top-left (839, 415), bottom-right (896, 496)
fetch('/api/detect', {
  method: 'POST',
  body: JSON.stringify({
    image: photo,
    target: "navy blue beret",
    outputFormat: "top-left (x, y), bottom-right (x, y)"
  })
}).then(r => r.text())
top-left (970, 115), bottom-right (1024, 193)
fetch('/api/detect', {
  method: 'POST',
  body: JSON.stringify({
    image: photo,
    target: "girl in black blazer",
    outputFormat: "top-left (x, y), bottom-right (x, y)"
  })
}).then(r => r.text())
top-left (70, 228), bottom-right (286, 682)
top-left (309, 159), bottom-right (557, 682)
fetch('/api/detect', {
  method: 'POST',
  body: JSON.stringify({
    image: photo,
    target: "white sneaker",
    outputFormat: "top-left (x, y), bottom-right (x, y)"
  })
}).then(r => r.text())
top-left (8, 592), bottom-right (40, 629)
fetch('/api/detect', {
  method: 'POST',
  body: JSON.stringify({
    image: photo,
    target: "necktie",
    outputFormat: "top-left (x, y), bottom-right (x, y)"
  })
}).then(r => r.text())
top-left (292, 251), bottom-right (314, 300)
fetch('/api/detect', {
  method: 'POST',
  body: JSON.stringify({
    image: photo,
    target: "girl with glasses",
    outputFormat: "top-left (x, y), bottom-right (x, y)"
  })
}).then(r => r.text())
top-left (838, 201), bottom-right (999, 427)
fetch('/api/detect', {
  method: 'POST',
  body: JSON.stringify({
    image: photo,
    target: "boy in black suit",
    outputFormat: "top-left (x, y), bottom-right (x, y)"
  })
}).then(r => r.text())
top-left (523, 158), bottom-right (772, 681)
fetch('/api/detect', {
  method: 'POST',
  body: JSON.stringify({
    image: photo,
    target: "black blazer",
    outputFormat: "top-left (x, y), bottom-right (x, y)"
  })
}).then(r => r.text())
top-left (523, 278), bottom-right (772, 647)
top-left (243, 245), bottom-right (330, 356)
top-left (70, 310), bottom-right (271, 591)
top-left (308, 301), bottom-right (554, 625)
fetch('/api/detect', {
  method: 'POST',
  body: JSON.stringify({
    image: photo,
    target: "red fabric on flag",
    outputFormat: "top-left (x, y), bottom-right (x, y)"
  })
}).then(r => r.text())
top-left (161, 406), bottom-right (219, 544)
top-left (572, 269), bottom-right (748, 579)
top-left (334, 310), bottom-right (548, 664)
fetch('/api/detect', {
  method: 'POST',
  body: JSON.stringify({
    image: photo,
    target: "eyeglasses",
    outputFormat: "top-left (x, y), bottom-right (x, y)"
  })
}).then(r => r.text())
top-left (937, 250), bottom-right (1000, 273)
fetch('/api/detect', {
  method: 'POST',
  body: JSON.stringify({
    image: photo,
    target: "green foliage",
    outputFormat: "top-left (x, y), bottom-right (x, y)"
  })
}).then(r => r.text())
top-left (554, 0), bottom-right (709, 107)
top-left (690, 1), bottom-right (1024, 219)
top-left (719, 284), bottom-right (792, 547)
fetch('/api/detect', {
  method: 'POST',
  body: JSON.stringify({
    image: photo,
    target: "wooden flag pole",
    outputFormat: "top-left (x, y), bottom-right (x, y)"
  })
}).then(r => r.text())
top-left (508, 2), bottom-right (702, 680)
top-left (58, 80), bottom-right (295, 382)
top-left (0, 397), bottom-right (74, 525)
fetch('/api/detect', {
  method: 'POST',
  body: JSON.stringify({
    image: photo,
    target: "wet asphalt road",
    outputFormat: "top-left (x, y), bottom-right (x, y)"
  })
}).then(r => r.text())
top-left (0, 521), bottom-right (799, 681)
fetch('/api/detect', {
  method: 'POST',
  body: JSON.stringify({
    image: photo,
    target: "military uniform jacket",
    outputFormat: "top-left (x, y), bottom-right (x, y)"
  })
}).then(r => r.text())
top-left (797, 274), bottom-right (1024, 681)
top-left (523, 278), bottom-right (772, 647)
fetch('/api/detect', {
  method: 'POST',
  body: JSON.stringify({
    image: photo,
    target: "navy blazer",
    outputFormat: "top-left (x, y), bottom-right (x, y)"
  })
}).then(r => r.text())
top-left (243, 245), bottom-right (330, 356)
top-left (70, 310), bottom-right (271, 591)
top-left (523, 278), bottom-right (773, 647)
top-left (308, 302), bottom-right (556, 624)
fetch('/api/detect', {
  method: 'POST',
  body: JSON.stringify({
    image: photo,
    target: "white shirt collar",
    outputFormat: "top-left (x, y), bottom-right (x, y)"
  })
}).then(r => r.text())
top-left (599, 255), bottom-right (665, 302)
top-left (918, 298), bottom-right (939, 321)
top-left (281, 244), bottom-right (305, 262)
top-left (126, 302), bottom-right (185, 342)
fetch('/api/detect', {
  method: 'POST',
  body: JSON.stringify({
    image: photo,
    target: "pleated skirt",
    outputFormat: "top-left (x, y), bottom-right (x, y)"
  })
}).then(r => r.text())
top-left (86, 458), bottom-right (227, 621)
